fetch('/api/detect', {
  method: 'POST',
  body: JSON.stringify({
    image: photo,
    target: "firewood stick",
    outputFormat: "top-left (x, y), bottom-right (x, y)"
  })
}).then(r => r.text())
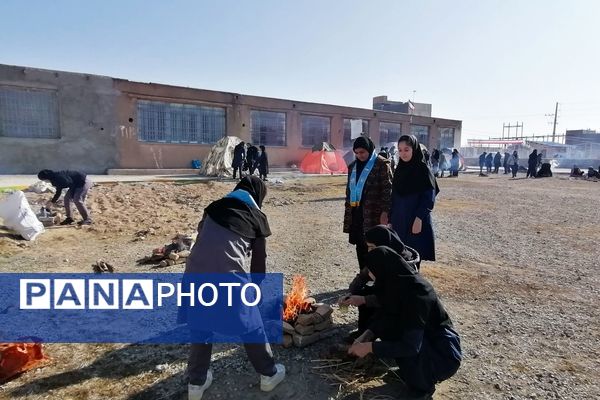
top-left (311, 361), bottom-right (352, 369)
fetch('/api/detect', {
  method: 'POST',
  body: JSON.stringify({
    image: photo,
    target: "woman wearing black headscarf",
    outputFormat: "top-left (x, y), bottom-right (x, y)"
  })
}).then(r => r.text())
top-left (343, 136), bottom-right (393, 270)
top-left (527, 149), bottom-right (538, 178)
top-left (342, 225), bottom-right (420, 339)
top-left (391, 135), bottom-right (439, 262)
top-left (183, 176), bottom-right (285, 399)
top-left (348, 247), bottom-right (462, 398)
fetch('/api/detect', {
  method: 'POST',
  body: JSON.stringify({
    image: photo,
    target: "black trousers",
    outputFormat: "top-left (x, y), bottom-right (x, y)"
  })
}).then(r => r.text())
top-left (232, 165), bottom-right (243, 179)
top-left (354, 239), bottom-right (376, 333)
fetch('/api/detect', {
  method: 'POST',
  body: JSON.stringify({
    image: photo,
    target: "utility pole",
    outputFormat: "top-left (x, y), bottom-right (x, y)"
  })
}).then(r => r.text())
top-left (551, 102), bottom-right (559, 142)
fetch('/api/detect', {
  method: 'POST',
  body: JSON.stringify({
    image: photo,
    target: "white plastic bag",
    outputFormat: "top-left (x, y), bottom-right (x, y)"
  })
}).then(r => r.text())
top-left (26, 180), bottom-right (56, 194)
top-left (0, 191), bottom-right (45, 241)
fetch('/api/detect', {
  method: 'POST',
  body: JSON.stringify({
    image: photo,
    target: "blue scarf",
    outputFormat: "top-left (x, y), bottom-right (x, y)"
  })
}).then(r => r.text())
top-left (225, 189), bottom-right (259, 209)
top-left (349, 152), bottom-right (377, 207)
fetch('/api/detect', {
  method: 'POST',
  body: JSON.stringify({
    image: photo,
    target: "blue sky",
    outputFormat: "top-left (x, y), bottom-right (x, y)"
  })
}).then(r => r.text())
top-left (1, 0), bottom-right (599, 144)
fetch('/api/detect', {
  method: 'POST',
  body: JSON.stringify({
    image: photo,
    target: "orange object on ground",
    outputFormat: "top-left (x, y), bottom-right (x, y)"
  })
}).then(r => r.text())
top-left (0, 342), bottom-right (48, 382)
top-left (300, 143), bottom-right (348, 174)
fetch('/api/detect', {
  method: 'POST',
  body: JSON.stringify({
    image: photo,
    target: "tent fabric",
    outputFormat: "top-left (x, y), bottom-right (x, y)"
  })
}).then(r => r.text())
top-left (200, 136), bottom-right (243, 177)
top-left (0, 342), bottom-right (48, 382)
top-left (300, 150), bottom-right (348, 174)
top-left (311, 142), bottom-right (337, 152)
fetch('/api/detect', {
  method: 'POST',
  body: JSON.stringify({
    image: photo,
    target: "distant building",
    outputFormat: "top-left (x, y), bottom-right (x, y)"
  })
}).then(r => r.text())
top-left (565, 129), bottom-right (600, 145)
top-left (373, 95), bottom-right (432, 117)
top-left (0, 64), bottom-right (461, 173)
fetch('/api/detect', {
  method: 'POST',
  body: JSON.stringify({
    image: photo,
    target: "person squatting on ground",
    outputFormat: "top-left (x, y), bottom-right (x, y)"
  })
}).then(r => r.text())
top-left (37, 169), bottom-right (93, 225)
top-left (181, 176), bottom-right (285, 399)
top-left (347, 246), bottom-right (462, 399)
top-left (390, 135), bottom-right (439, 263)
top-left (343, 136), bottom-right (393, 270)
top-left (342, 225), bottom-right (420, 341)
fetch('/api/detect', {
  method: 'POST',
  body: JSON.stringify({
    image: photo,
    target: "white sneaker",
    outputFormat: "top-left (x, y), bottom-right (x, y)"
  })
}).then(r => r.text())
top-left (188, 370), bottom-right (213, 400)
top-left (260, 364), bottom-right (285, 392)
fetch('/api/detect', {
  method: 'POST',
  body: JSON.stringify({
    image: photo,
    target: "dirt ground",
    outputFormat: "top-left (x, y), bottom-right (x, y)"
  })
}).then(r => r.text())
top-left (0, 173), bottom-right (599, 400)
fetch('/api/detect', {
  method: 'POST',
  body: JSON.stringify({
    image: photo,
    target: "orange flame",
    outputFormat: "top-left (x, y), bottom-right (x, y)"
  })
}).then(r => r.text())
top-left (283, 275), bottom-right (311, 322)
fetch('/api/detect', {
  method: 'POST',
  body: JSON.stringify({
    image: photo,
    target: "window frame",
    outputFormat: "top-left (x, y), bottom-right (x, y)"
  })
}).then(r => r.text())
top-left (0, 85), bottom-right (61, 140)
top-left (250, 109), bottom-right (287, 147)
top-left (136, 99), bottom-right (226, 145)
top-left (301, 114), bottom-right (331, 148)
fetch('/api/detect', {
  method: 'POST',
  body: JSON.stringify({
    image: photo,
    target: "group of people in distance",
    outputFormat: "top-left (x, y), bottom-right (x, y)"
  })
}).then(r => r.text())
top-left (232, 141), bottom-right (269, 181)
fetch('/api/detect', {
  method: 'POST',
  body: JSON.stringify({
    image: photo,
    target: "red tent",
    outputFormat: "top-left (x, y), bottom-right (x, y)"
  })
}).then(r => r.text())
top-left (300, 142), bottom-right (348, 174)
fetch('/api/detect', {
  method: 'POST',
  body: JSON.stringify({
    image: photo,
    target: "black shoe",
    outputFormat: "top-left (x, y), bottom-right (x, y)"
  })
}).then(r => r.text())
top-left (60, 217), bottom-right (74, 226)
top-left (77, 219), bottom-right (92, 226)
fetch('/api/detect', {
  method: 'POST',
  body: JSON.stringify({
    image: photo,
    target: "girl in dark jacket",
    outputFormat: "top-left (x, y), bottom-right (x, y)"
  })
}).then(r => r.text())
top-left (348, 246), bottom-right (462, 399)
top-left (256, 145), bottom-right (269, 181)
top-left (344, 136), bottom-right (393, 270)
top-left (37, 169), bottom-right (93, 225)
top-left (390, 135), bottom-right (439, 262)
top-left (232, 141), bottom-right (246, 179)
top-left (527, 149), bottom-right (538, 178)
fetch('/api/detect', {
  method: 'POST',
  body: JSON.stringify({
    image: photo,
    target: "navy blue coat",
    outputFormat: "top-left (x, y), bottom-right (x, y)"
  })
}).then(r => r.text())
top-left (390, 188), bottom-right (436, 261)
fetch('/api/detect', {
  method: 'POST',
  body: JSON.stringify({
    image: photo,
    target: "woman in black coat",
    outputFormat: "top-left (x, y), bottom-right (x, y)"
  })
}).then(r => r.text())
top-left (348, 246), bottom-right (462, 398)
top-left (390, 135), bottom-right (439, 262)
top-left (341, 225), bottom-right (420, 339)
top-left (256, 145), bottom-right (269, 181)
top-left (527, 149), bottom-right (538, 178)
top-left (232, 141), bottom-right (246, 180)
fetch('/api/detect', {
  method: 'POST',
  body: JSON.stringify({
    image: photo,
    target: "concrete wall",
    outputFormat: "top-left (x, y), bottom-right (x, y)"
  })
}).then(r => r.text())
top-left (0, 63), bottom-right (462, 171)
top-left (115, 79), bottom-right (462, 168)
top-left (0, 64), bottom-right (119, 174)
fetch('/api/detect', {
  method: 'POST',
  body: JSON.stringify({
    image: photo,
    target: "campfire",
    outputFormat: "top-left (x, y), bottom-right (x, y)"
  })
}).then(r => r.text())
top-left (282, 276), bottom-right (334, 348)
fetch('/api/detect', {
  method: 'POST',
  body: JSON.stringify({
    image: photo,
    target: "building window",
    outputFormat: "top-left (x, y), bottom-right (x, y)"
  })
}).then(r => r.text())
top-left (439, 128), bottom-right (455, 149)
top-left (137, 100), bottom-right (225, 144)
top-left (379, 122), bottom-right (402, 145)
top-left (410, 124), bottom-right (429, 146)
top-left (302, 115), bottom-right (330, 147)
top-left (343, 119), bottom-right (369, 148)
top-left (251, 110), bottom-right (286, 146)
top-left (0, 86), bottom-right (60, 139)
